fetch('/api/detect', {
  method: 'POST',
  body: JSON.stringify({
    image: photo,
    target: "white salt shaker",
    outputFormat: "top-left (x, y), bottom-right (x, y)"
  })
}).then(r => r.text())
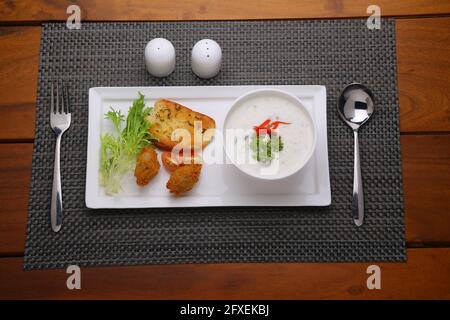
top-left (144, 38), bottom-right (176, 77)
top-left (191, 39), bottom-right (222, 79)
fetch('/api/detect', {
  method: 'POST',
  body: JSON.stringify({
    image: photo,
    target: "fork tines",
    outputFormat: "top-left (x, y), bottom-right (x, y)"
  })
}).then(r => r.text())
top-left (51, 81), bottom-right (71, 114)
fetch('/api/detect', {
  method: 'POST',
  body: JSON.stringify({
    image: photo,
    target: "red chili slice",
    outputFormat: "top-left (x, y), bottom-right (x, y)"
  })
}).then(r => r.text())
top-left (270, 121), bottom-right (291, 130)
top-left (254, 119), bottom-right (271, 136)
top-left (254, 119), bottom-right (290, 136)
top-left (254, 119), bottom-right (271, 130)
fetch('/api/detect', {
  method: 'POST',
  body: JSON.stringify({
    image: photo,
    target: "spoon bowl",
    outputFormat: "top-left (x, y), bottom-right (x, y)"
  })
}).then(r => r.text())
top-left (338, 83), bottom-right (374, 129)
top-left (337, 83), bottom-right (374, 226)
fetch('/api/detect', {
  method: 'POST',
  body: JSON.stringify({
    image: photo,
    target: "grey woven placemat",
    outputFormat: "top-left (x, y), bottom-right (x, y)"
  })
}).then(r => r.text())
top-left (25, 20), bottom-right (405, 270)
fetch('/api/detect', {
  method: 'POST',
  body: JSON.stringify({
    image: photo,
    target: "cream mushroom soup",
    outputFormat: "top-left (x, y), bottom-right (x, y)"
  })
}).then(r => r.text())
top-left (224, 90), bottom-right (315, 179)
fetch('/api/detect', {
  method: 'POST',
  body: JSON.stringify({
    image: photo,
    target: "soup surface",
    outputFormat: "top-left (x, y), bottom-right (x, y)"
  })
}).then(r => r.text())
top-left (224, 92), bottom-right (315, 179)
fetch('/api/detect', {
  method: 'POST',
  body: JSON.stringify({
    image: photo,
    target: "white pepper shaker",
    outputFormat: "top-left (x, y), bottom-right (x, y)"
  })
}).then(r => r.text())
top-left (144, 38), bottom-right (176, 77)
top-left (191, 39), bottom-right (222, 79)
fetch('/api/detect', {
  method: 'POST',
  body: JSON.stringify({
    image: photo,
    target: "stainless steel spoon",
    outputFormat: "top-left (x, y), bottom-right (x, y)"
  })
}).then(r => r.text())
top-left (337, 83), bottom-right (374, 226)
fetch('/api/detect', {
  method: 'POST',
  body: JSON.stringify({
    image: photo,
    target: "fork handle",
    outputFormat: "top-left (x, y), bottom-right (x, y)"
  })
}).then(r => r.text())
top-left (51, 134), bottom-right (63, 232)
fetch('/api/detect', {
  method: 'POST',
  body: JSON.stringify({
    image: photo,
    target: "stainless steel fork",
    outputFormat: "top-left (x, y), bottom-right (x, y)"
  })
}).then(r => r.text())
top-left (50, 82), bottom-right (71, 232)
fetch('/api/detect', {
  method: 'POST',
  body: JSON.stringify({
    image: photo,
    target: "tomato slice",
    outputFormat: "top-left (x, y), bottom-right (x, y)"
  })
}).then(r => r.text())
top-left (161, 151), bottom-right (179, 173)
top-left (161, 150), bottom-right (202, 172)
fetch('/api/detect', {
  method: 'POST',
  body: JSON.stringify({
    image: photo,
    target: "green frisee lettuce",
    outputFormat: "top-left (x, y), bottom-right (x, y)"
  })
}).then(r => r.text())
top-left (99, 93), bottom-right (156, 194)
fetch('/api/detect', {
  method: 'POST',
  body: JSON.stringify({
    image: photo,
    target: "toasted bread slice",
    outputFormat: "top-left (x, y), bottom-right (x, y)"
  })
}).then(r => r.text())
top-left (146, 99), bottom-right (216, 150)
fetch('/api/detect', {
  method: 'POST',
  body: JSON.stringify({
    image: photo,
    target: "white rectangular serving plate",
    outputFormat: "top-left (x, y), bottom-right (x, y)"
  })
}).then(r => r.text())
top-left (86, 85), bottom-right (331, 208)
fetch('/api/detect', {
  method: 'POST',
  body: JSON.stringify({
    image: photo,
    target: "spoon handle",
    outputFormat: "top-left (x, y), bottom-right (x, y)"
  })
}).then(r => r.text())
top-left (352, 130), bottom-right (364, 226)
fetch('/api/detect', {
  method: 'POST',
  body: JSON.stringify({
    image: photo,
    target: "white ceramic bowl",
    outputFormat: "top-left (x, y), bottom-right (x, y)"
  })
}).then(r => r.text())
top-left (223, 89), bottom-right (316, 180)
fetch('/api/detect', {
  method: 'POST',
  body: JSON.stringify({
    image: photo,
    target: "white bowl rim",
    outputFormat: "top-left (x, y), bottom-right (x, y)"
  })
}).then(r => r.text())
top-left (223, 88), bottom-right (317, 181)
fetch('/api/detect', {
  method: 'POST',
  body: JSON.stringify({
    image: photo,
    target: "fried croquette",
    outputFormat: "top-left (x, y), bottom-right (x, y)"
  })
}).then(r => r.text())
top-left (166, 164), bottom-right (202, 195)
top-left (134, 147), bottom-right (160, 186)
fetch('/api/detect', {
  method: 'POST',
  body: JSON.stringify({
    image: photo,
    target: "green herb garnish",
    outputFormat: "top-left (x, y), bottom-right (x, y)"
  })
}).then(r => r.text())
top-left (249, 133), bottom-right (284, 163)
top-left (99, 93), bottom-right (156, 194)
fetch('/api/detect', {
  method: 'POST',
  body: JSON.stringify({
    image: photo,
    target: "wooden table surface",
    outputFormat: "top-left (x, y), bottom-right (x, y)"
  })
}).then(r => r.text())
top-left (0, 0), bottom-right (449, 300)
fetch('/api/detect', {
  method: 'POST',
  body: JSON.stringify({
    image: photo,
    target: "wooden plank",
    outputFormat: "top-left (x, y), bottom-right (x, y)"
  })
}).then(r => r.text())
top-left (0, 27), bottom-right (40, 141)
top-left (1, 0), bottom-right (450, 22)
top-left (403, 135), bottom-right (450, 243)
top-left (0, 248), bottom-right (449, 299)
top-left (397, 18), bottom-right (450, 132)
top-left (0, 135), bottom-right (449, 255)
top-left (0, 143), bottom-right (32, 255)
